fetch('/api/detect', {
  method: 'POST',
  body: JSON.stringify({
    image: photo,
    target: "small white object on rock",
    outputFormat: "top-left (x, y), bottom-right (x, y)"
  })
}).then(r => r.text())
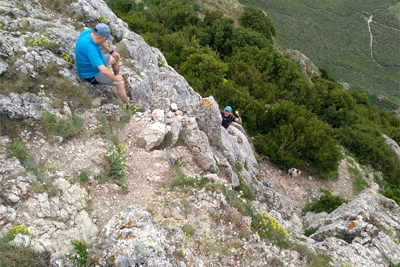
top-left (308, 176), bottom-right (313, 181)
top-left (171, 103), bottom-right (178, 111)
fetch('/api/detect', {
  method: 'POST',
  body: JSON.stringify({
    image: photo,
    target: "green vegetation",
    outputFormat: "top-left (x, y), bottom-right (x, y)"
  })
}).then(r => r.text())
top-left (252, 212), bottom-right (290, 248)
top-left (343, 148), bottom-right (370, 194)
top-left (302, 190), bottom-right (348, 215)
top-left (389, 2), bottom-right (400, 20)
top-left (180, 222), bottom-right (195, 238)
top-left (170, 164), bottom-right (208, 189)
top-left (0, 63), bottom-right (92, 110)
top-left (68, 240), bottom-right (89, 267)
top-left (241, 0), bottom-right (400, 110)
top-left (290, 243), bottom-right (331, 267)
top-left (0, 117), bottom-right (22, 138)
top-left (0, 225), bottom-right (50, 266)
top-left (304, 227), bottom-right (318, 237)
top-left (40, 112), bottom-right (85, 139)
top-left (106, 0), bottom-right (399, 201)
top-left (79, 169), bottom-right (89, 181)
top-left (235, 175), bottom-right (256, 201)
top-left (6, 139), bottom-right (36, 171)
top-left (104, 142), bottom-right (128, 180)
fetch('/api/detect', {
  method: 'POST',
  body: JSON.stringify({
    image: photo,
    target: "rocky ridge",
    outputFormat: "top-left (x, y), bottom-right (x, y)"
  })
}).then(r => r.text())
top-left (0, 0), bottom-right (399, 266)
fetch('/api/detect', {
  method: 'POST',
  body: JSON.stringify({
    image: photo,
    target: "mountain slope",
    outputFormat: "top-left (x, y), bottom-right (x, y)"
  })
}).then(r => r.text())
top-left (241, 0), bottom-right (400, 110)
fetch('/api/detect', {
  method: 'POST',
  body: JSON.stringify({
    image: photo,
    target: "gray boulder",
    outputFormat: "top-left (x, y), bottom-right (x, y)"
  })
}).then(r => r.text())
top-left (88, 205), bottom-right (203, 267)
top-left (308, 189), bottom-right (400, 266)
top-left (183, 128), bottom-right (217, 173)
top-left (138, 122), bottom-right (168, 151)
top-left (0, 92), bottom-right (60, 120)
top-left (383, 134), bottom-right (400, 159)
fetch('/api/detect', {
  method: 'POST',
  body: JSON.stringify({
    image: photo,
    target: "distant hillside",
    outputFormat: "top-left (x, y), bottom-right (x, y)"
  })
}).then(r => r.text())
top-left (241, 0), bottom-right (400, 110)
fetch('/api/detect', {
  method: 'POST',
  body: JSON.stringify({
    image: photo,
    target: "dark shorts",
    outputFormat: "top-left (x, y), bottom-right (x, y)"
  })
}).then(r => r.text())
top-left (83, 54), bottom-right (114, 85)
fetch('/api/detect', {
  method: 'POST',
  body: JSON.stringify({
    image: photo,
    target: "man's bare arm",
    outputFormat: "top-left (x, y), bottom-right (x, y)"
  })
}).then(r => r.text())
top-left (100, 42), bottom-right (120, 60)
top-left (235, 111), bottom-right (242, 124)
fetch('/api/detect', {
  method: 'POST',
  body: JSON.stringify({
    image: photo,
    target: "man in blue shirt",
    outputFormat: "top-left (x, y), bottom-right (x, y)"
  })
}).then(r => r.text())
top-left (75, 23), bottom-right (129, 105)
top-left (220, 106), bottom-right (242, 129)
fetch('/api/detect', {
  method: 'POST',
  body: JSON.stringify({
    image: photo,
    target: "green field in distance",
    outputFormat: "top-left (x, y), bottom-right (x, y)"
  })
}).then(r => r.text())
top-left (241, 0), bottom-right (400, 110)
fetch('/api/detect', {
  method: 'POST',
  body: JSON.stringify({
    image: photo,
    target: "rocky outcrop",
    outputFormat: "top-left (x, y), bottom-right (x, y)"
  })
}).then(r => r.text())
top-left (0, 92), bottom-right (63, 120)
top-left (88, 205), bottom-right (203, 267)
top-left (286, 49), bottom-right (319, 78)
top-left (304, 189), bottom-right (400, 266)
top-left (383, 134), bottom-right (400, 159)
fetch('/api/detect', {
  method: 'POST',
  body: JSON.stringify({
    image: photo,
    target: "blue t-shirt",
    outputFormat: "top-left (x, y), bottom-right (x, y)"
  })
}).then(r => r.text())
top-left (75, 29), bottom-right (105, 78)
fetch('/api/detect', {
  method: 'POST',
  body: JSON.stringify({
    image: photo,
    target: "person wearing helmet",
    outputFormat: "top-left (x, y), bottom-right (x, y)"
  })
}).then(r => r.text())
top-left (220, 106), bottom-right (242, 129)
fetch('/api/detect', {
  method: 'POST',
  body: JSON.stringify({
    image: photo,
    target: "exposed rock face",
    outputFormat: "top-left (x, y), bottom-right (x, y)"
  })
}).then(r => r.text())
top-left (304, 189), bottom-right (400, 266)
top-left (286, 49), bottom-right (319, 78)
top-left (121, 31), bottom-right (201, 113)
top-left (88, 205), bottom-right (203, 267)
top-left (1, 1), bottom-right (399, 267)
top-left (0, 92), bottom-right (62, 120)
top-left (383, 134), bottom-right (400, 159)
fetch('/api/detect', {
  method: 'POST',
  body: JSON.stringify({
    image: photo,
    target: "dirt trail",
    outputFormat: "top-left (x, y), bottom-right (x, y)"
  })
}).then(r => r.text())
top-left (257, 159), bottom-right (355, 210)
top-left (367, 14), bottom-right (377, 63)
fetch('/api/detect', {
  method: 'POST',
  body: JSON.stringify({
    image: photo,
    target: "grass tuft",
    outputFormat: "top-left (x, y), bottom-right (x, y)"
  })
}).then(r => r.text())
top-left (40, 112), bottom-right (85, 139)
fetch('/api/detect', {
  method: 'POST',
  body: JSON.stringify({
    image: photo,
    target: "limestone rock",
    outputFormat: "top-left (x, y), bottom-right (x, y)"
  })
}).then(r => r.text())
top-left (88, 205), bottom-right (203, 267)
top-left (9, 233), bottom-right (31, 248)
top-left (139, 122), bottom-right (168, 151)
top-left (183, 128), bottom-right (217, 173)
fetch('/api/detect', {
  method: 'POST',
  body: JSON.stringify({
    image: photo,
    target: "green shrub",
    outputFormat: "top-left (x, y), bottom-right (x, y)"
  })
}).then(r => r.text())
top-left (254, 101), bottom-right (343, 174)
top-left (304, 227), bottom-right (318, 237)
top-left (40, 112), bottom-right (85, 139)
top-left (68, 240), bottom-right (89, 267)
top-left (116, 44), bottom-right (130, 59)
top-left (72, 13), bottom-right (85, 21)
top-left (105, 146), bottom-right (128, 179)
top-left (79, 169), bottom-right (89, 181)
top-left (302, 190), bottom-right (348, 215)
top-left (6, 225), bottom-right (33, 240)
top-left (235, 174), bottom-right (255, 201)
top-left (252, 212), bottom-right (291, 248)
top-left (382, 188), bottom-right (400, 206)
top-left (136, 137), bottom-right (146, 148)
top-left (20, 19), bottom-right (33, 32)
top-left (30, 171), bottom-right (58, 197)
top-left (6, 139), bottom-right (36, 171)
top-left (170, 172), bottom-right (207, 189)
top-left (26, 34), bottom-right (59, 53)
top-left (179, 222), bottom-right (195, 238)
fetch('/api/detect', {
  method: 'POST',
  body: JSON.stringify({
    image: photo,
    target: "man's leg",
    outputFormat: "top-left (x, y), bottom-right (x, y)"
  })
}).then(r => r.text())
top-left (111, 80), bottom-right (129, 105)
top-left (105, 55), bottom-right (129, 104)
top-left (107, 55), bottom-right (120, 75)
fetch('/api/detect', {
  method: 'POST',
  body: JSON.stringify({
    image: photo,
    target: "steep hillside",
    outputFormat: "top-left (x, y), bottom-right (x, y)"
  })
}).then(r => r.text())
top-left (241, 0), bottom-right (400, 110)
top-left (0, 0), bottom-right (400, 267)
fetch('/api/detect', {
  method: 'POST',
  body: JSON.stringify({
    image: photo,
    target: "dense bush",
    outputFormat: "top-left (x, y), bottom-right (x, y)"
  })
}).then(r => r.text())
top-left (254, 101), bottom-right (342, 174)
top-left (302, 190), bottom-right (348, 214)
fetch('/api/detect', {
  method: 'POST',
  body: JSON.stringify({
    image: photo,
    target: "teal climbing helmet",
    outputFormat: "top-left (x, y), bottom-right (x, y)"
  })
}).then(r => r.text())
top-left (224, 106), bottom-right (232, 112)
